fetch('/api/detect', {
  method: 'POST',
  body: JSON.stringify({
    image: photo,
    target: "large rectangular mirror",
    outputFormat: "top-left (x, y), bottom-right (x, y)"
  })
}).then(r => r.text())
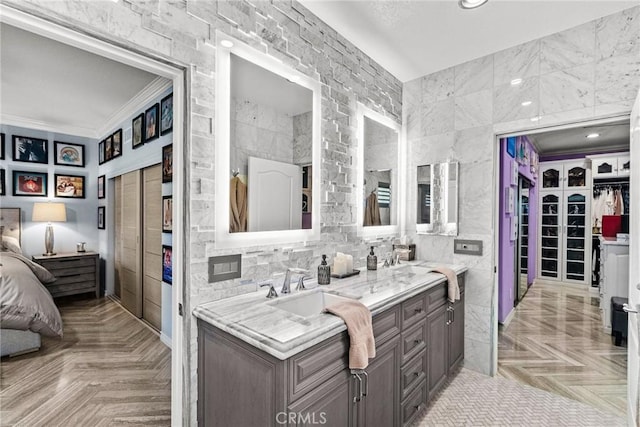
top-left (215, 33), bottom-right (321, 247)
top-left (416, 162), bottom-right (459, 236)
top-left (357, 104), bottom-right (401, 237)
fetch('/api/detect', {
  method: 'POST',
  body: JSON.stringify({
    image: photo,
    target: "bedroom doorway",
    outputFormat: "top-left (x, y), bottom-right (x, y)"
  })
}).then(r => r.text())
top-left (0, 5), bottom-right (186, 423)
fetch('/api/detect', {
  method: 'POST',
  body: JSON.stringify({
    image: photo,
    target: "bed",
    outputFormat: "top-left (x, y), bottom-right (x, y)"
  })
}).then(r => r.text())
top-left (0, 208), bottom-right (63, 357)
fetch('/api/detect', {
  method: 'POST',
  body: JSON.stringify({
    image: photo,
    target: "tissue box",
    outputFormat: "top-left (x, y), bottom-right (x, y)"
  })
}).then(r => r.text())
top-left (393, 244), bottom-right (415, 261)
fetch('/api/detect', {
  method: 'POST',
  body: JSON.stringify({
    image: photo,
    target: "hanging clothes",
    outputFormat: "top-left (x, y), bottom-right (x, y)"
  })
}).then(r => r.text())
top-left (364, 192), bottom-right (381, 226)
top-left (230, 175), bottom-right (247, 232)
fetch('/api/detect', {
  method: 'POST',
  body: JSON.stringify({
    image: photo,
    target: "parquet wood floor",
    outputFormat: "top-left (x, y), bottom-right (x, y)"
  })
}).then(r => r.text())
top-left (0, 296), bottom-right (171, 426)
top-left (498, 281), bottom-right (627, 416)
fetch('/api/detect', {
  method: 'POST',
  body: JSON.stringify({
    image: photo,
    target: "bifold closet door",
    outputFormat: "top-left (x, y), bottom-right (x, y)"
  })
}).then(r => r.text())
top-left (117, 170), bottom-right (142, 317)
top-left (540, 191), bottom-right (562, 280)
top-left (142, 164), bottom-right (162, 331)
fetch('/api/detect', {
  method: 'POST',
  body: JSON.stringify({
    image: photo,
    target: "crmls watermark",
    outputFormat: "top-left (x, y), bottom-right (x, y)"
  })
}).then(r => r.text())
top-left (275, 411), bottom-right (327, 425)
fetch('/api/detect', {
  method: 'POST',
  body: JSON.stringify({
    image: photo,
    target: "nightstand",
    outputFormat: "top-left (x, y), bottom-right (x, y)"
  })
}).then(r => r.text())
top-left (32, 251), bottom-right (100, 298)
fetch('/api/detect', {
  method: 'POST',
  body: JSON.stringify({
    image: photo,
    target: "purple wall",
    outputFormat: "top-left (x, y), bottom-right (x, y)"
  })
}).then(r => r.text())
top-left (498, 136), bottom-right (539, 323)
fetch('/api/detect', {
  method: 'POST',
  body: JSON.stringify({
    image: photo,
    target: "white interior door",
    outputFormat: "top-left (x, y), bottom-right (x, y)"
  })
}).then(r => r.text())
top-left (248, 157), bottom-right (302, 232)
top-left (628, 89), bottom-right (640, 427)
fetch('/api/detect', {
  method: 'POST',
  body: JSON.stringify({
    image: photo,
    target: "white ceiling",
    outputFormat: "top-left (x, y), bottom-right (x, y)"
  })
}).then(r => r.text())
top-left (300, 0), bottom-right (638, 82)
top-left (0, 23), bottom-right (166, 138)
top-left (528, 120), bottom-right (630, 155)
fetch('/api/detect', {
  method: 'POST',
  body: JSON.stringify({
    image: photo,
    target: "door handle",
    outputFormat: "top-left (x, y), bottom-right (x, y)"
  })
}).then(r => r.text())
top-left (362, 371), bottom-right (368, 397)
top-left (353, 373), bottom-right (362, 403)
top-left (623, 303), bottom-right (639, 314)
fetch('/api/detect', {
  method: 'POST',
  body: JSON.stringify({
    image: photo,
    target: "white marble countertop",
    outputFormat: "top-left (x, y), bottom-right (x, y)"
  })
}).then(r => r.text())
top-left (599, 236), bottom-right (630, 246)
top-left (193, 260), bottom-right (467, 360)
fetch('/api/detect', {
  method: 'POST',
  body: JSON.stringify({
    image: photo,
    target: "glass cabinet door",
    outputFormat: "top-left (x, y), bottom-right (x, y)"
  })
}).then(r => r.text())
top-left (541, 166), bottom-right (561, 189)
top-left (566, 166), bottom-right (587, 188)
top-left (540, 193), bottom-right (561, 279)
top-left (564, 192), bottom-right (588, 282)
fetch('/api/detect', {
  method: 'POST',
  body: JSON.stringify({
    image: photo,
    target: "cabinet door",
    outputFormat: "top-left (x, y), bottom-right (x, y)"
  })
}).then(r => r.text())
top-left (287, 370), bottom-right (354, 427)
top-left (563, 161), bottom-right (588, 189)
top-left (359, 336), bottom-right (401, 427)
top-left (427, 303), bottom-right (448, 397)
top-left (540, 164), bottom-right (562, 189)
top-left (539, 191), bottom-right (562, 280)
top-left (448, 295), bottom-right (465, 374)
top-left (563, 190), bottom-right (590, 283)
top-left (592, 157), bottom-right (617, 178)
top-left (618, 154), bottom-right (631, 177)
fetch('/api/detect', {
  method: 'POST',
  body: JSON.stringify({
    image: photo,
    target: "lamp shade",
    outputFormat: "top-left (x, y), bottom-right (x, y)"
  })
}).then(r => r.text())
top-left (32, 202), bottom-right (67, 222)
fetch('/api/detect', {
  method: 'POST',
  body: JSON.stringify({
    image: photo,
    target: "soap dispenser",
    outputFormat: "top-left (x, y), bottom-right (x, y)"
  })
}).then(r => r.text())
top-left (317, 254), bottom-right (331, 285)
top-left (367, 246), bottom-right (377, 271)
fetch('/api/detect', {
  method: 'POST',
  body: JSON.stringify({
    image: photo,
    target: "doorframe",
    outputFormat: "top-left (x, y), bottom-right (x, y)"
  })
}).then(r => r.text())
top-left (491, 113), bottom-right (630, 376)
top-left (0, 6), bottom-right (187, 424)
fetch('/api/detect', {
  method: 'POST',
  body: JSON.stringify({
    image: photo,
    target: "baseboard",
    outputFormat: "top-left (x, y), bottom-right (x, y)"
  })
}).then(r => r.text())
top-left (160, 332), bottom-right (172, 349)
top-left (501, 308), bottom-right (516, 327)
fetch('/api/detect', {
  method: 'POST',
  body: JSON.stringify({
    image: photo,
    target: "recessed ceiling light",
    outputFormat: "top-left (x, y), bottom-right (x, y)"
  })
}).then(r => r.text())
top-left (220, 40), bottom-right (234, 48)
top-left (459, 0), bottom-right (489, 9)
top-left (586, 133), bottom-right (600, 139)
top-left (511, 78), bottom-right (523, 86)
top-left (521, 101), bottom-right (532, 107)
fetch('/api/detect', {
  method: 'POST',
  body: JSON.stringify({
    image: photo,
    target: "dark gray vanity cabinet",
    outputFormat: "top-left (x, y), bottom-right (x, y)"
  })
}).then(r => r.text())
top-left (197, 273), bottom-right (465, 427)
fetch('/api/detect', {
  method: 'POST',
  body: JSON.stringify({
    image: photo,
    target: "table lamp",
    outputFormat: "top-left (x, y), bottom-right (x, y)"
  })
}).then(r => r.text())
top-left (32, 202), bottom-right (67, 256)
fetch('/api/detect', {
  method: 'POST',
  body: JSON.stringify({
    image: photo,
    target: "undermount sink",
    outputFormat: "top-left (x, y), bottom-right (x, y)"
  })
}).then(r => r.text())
top-left (268, 290), bottom-right (356, 318)
top-left (387, 264), bottom-right (433, 275)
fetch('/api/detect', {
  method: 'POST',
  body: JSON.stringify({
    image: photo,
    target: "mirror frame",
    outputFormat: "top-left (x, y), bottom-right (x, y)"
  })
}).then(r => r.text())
top-left (416, 162), bottom-right (459, 236)
top-left (356, 103), bottom-right (402, 238)
top-left (215, 32), bottom-right (321, 248)
top-left (416, 164), bottom-right (435, 233)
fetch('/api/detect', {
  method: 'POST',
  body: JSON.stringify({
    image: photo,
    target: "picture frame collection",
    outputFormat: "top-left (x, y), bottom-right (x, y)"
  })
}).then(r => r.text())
top-left (0, 133), bottom-right (87, 199)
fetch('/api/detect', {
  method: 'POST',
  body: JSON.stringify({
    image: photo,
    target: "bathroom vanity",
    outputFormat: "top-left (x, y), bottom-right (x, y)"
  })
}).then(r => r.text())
top-left (195, 263), bottom-right (466, 426)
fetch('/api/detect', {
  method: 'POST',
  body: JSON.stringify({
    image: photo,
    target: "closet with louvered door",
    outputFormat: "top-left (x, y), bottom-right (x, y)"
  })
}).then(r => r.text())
top-left (538, 160), bottom-right (591, 285)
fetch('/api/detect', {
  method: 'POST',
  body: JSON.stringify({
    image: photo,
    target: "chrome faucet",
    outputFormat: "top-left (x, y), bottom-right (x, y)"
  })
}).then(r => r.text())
top-left (282, 268), bottom-right (310, 294)
top-left (260, 280), bottom-right (278, 299)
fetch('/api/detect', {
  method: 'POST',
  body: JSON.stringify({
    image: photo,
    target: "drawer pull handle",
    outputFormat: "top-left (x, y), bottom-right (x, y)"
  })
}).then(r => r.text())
top-left (413, 372), bottom-right (420, 377)
top-left (414, 308), bottom-right (423, 313)
top-left (413, 339), bottom-right (423, 345)
top-left (414, 404), bottom-right (422, 412)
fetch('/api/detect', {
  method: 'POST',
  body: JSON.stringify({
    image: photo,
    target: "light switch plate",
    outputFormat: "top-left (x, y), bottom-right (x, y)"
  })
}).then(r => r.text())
top-left (454, 239), bottom-right (483, 256)
top-left (208, 254), bottom-right (242, 283)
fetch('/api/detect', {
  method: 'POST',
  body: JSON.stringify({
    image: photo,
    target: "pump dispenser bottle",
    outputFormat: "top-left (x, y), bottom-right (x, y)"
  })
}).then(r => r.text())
top-left (317, 254), bottom-right (331, 285)
top-left (367, 246), bottom-right (377, 271)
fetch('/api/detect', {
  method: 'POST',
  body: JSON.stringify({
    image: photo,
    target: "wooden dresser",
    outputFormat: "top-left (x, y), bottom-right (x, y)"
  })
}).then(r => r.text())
top-left (32, 251), bottom-right (100, 298)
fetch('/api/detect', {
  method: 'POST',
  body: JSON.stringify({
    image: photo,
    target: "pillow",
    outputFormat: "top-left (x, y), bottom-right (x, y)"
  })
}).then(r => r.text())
top-left (1, 235), bottom-right (22, 254)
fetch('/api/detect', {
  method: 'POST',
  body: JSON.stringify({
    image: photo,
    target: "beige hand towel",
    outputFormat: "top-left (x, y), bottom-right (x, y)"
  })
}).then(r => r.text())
top-left (324, 300), bottom-right (376, 370)
top-left (433, 266), bottom-right (460, 303)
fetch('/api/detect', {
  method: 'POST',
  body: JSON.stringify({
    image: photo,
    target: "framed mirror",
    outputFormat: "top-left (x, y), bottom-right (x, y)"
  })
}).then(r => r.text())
top-left (357, 104), bottom-right (401, 237)
top-left (215, 33), bottom-right (321, 247)
top-left (416, 162), bottom-right (459, 236)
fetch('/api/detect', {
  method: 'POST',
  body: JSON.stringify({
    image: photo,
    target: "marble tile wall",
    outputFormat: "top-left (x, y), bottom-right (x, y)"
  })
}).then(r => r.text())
top-left (403, 5), bottom-right (640, 376)
top-left (4, 1), bottom-right (403, 423)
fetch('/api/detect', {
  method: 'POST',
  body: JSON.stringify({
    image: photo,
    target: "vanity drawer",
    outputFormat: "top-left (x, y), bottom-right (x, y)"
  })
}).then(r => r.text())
top-left (401, 351), bottom-right (427, 400)
top-left (372, 305), bottom-right (401, 345)
top-left (288, 331), bottom-right (349, 402)
top-left (426, 283), bottom-right (448, 313)
top-left (401, 293), bottom-right (427, 329)
top-left (401, 320), bottom-right (427, 363)
top-left (401, 379), bottom-right (428, 427)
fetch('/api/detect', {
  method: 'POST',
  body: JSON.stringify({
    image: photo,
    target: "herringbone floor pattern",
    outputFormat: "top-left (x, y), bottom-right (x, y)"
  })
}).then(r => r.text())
top-left (0, 296), bottom-right (171, 426)
top-left (498, 281), bottom-right (627, 416)
top-left (416, 368), bottom-right (625, 426)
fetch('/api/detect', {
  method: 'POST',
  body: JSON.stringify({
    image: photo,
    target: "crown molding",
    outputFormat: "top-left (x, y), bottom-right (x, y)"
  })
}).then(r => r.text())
top-left (0, 113), bottom-right (98, 139)
top-left (97, 76), bottom-right (171, 138)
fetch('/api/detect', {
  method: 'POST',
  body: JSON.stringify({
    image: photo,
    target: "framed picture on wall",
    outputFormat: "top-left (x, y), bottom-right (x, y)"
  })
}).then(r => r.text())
top-left (12, 135), bottom-right (48, 164)
top-left (97, 206), bottom-right (105, 229)
top-left (145, 103), bottom-right (160, 142)
top-left (162, 195), bottom-right (172, 233)
top-left (13, 170), bottom-right (47, 196)
top-left (105, 135), bottom-right (113, 162)
top-left (162, 144), bottom-right (173, 183)
top-left (162, 245), bottom-right (172, 284)
top-left (0, 169), bottom-right (5, 196)
top-left (505, 186), bottom-right (515, 214)
top-left (132, 113), bottom-right (144, 149)
top-left (0, 133), bottom-right (5, 160)
top-left (160, 93), bottom-right (173, 135)
top-left (111, 129), bottom-right (122, 159)
top-left (54, 141), bottom-right (85, 167)
top-left (510, 160), bottom-right (519, 186)
top-left (98, 175), bottom-right (105, 199)
top-left (506, 137), bottom-right (516, 159)
top-left (98, 140), bottom-right (105, 165)
top-left (55, 174), bottom-right (85, 198)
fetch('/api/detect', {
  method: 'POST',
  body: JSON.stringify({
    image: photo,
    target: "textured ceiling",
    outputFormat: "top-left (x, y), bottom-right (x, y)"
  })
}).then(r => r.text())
top-left (300, 0), bottom-right (638, 82)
